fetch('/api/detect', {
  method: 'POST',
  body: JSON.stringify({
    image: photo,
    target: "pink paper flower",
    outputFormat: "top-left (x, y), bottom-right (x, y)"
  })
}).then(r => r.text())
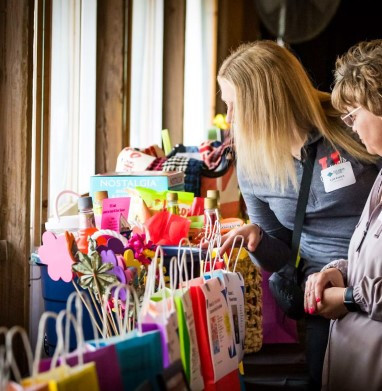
top-left (38, 231), bottom-right (74, 282)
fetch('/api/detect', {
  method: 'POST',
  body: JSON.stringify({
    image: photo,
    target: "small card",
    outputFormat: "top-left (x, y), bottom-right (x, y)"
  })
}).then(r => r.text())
top-left (321, 161), bottom-right (356, 193)
top-left (101, 197), bottom-right (131, 231)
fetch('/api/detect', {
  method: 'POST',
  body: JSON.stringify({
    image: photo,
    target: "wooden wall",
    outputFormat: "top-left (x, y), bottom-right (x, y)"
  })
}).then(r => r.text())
top-left (0, 0), bottom-right (34, 333)
top-left (162, 0), bottom-right (186, 146)
top-left (215, 0), bottom-right (260, 114)
top-left (96, 0), bottom-right (131, 174)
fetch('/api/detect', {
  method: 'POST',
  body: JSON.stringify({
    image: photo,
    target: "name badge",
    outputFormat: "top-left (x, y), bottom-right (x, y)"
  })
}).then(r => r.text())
top-left (321, 161), bottom-right (356, 193)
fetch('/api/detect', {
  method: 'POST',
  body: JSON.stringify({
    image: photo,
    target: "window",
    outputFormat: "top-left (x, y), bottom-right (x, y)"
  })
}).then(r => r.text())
top-left (183, 0), bottom-right (217, 146)
top-left (129, 0), bottom-right (164, 149)
top-left (49, 0), bottom-right (97, 215)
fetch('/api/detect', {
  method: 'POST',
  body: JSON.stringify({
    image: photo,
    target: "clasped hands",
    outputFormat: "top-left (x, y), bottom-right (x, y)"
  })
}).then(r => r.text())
top-left (304, 268), bottom-right (348, 320)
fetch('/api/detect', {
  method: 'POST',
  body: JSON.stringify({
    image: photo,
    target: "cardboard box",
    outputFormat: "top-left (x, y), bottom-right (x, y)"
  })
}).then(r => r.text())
top-left (90, 171), bottom-right (184, 198)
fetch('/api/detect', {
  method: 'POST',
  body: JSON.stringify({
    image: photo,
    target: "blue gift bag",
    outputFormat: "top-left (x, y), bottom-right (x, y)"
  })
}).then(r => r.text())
top-left (89, 329), bottom-right (163, 391)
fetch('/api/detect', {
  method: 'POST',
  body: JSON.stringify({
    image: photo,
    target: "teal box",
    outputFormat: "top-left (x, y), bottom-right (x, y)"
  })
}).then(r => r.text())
top-left (90, 171), bottom-right (185, 198)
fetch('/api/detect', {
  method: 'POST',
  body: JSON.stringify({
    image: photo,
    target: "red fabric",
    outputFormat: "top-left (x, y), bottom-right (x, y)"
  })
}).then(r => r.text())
top-left (199, 135), bottom-right (232, 170)
top-left (188, 197), bottom-right (204, 216)
top-left (190, 285), bottom-right (240, 391)
top-left (144, 211), bottom-right (191, 246)
top-left (147, 157), bottom-right (167, 171)
top-left (141, 144), bottom-right (165, 158)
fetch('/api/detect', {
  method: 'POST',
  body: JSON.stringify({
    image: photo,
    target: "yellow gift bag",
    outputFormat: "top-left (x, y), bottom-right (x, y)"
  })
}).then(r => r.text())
top-left (21, 311), bottom-right (100, 391)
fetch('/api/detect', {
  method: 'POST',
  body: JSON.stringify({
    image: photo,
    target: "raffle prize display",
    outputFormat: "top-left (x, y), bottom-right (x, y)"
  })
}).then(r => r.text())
top-left (1, 139), bottom-right (263, 390)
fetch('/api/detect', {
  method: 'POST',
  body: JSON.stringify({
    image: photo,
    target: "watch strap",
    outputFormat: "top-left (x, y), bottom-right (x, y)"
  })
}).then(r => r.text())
top-left (343, 286), bottom-right (360, 312)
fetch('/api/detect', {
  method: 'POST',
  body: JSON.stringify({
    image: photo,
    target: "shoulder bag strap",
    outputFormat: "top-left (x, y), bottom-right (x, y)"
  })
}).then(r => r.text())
top-left (290, 142), bottom-right (318, 268)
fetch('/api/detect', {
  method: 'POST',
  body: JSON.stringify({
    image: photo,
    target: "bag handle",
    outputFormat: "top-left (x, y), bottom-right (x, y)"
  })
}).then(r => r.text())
top-left (177, 238), bottom-right (194, 280)
top-left (0, 346), bottom-right (9, 389)
top-left (290, 142), bottom-right (318, 268)
top-left (5, 326), bottom-right (34, 383)
top-left (65, 291), bottom-right (100, 348)
top-left (103, 282), bottom-right (141, 336)
top-left (226, 234), bottom-right (245, 272)
top-left (169, 256), bottom-right (179, 292)
top-left (54, 190), bottom-right (80, 221)
top-left (33, 311), bottom-right (59, 377)
top-left (51, 310), bottom-right (85, 369)
top-left (91, 229), bottom-right (128, 247)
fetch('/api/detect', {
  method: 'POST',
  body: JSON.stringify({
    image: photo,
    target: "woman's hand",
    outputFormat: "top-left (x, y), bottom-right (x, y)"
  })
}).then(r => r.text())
top-left (304, 268), bottom-right (345, 314)
top-left (316, 287), bottom-right (348, 320)
top-left (212, 224), bottom-right (262, 256)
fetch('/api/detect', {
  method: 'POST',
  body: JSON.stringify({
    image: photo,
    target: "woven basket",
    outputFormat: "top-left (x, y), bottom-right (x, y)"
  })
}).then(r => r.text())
top-left (232, 248), bottom-right (263, 353)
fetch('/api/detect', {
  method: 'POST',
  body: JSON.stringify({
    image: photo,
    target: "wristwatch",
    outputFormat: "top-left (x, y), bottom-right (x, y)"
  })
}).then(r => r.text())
top-left (343, 286), bottom-right (360, 312)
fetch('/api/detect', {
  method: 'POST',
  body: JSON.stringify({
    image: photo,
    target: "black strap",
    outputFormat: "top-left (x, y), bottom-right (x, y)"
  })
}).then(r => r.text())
top-left (290, 142), bottom-right (318, 267)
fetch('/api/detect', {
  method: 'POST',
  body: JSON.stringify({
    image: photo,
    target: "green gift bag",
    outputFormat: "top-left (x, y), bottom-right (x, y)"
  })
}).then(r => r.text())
top-left (170, 246), bottom-right (203, 390)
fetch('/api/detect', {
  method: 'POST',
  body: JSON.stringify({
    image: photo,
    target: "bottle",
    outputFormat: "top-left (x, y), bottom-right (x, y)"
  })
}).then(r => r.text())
top-left (77, 196), bottom-right (97, 253)
top-left (207, 189), bottom-right (220, 208)
top-left (204, 197), bottom-right (219, 228)
top-left (93, 190), bottom-right (108, 229)
top-left (207, 189), bottom-right (221, 215)
top-left (78, 196), bottom-right (96, 229)
top-left (166, 192), bottom-right (180, 215)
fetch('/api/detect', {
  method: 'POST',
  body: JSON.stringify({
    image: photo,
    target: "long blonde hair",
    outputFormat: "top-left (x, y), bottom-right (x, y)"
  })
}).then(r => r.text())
top-left (218, 40), bottom-right (374, 192)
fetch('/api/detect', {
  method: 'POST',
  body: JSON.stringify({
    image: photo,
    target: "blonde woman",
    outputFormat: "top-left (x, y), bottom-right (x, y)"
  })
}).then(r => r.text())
top-left (217, 40), bottom-right (379, 389)
top-left (304, 40), bottom-right (382, 390)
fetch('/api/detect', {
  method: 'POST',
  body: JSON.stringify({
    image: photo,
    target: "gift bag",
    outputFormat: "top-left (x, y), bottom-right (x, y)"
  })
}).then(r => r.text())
top-left (190, 277), bottom-right (240, 391)
top-left (87, 284), bottom-right (164, 391)
top-left (2, 326), bottom-right (50, 391)
top-left (170, 247), bottom-right (203, 391)
top-left (38, 292), bottom-right (124, 391)
top-left (22, 311), bottom-right (100, 391)
top-left (141, 247), bottom-right (181, 368)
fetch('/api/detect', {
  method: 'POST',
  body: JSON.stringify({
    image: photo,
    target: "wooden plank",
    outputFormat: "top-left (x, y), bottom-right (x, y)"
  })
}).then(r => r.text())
top-left (32, 0), bottom-right (51, 247)
top-left (123, 0), bottom-right (132, 153)
top-left (209, 0), bottom-right (218, 125)
top-left (41, 0), bottom-right (52, 239)
top-left (0, 0), bottom-right (34, 336)
top-left (162, 0), bottom-right (186, 146)
top-left (96, 0), bottom-right (129, 174)
top-left (215, 0), bottom-right (260, 114)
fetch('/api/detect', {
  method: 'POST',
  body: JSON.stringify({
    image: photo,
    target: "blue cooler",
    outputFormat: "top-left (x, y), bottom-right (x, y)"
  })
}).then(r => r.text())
top-left (35, 255), bottom-right (100, 356)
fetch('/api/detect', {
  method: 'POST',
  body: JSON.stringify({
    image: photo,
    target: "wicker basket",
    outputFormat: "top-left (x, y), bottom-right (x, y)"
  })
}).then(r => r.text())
top-left (232, 248), bottom-right (263, 353)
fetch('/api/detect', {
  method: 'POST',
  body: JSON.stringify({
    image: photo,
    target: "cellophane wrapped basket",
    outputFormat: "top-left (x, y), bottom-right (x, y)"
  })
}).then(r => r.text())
top-left (232, 248), bottom-right (263, 353)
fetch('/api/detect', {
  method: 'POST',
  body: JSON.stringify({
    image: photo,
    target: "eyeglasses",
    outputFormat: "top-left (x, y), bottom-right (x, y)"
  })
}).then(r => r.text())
top-left (341, 106), bottom-right (361, 127)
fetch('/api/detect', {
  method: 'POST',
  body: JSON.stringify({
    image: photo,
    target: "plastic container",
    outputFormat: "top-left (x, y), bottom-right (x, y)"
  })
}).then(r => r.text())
top-left (44, 215), bottom-right (79, 236)
top-left (34, 255), bottom-right (100, 356)
top-left (45, 190), bottom-right (80, 236)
